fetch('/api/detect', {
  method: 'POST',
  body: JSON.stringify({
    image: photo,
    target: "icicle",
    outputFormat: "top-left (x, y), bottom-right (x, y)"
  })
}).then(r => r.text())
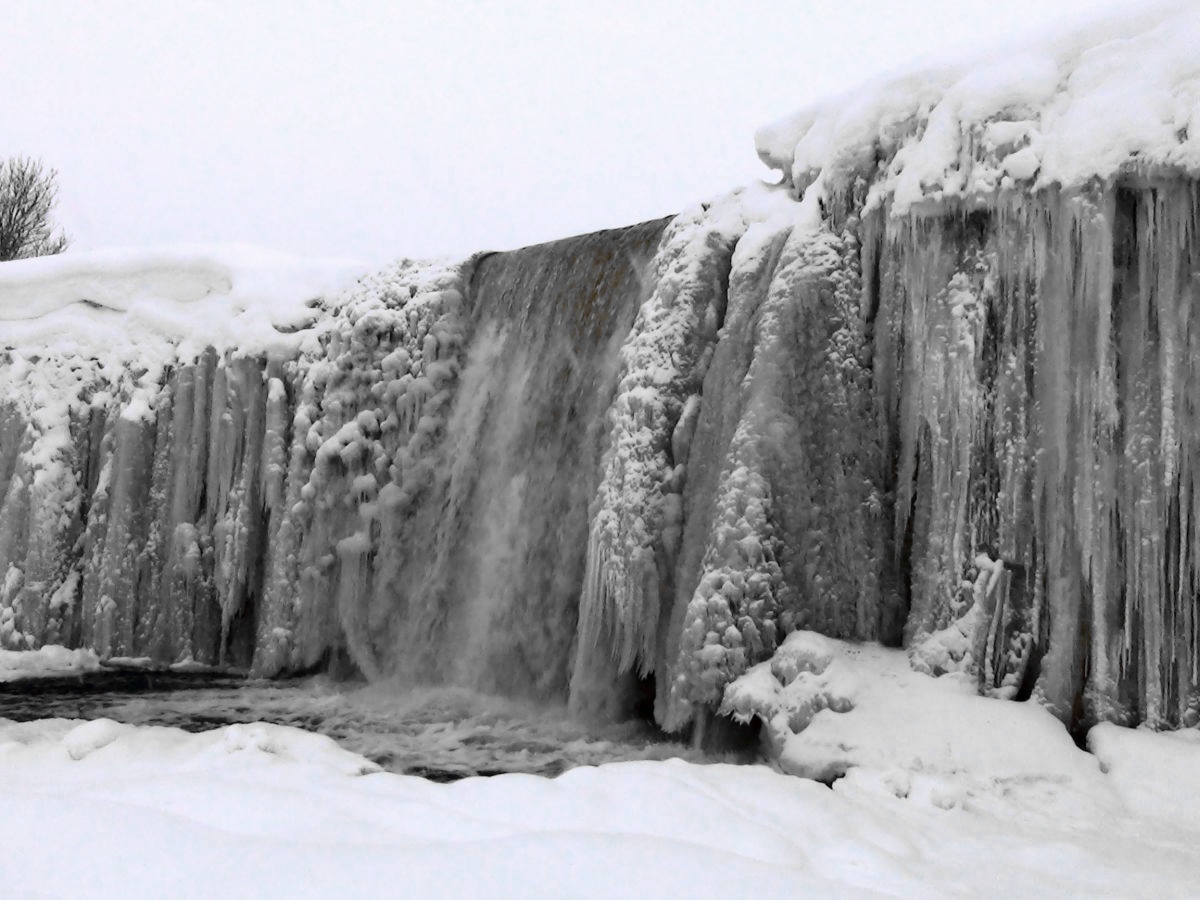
top-left (659, 217), bottom-right (882, 730)
top-left (572, 199), bottom-right (746, 707)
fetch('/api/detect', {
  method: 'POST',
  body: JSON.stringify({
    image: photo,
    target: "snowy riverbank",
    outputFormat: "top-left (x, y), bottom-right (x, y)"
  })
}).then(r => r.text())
top-left (0, 712), bottom-right (1197, 898)
top-left (0, 634), bottom-right (1198, 897)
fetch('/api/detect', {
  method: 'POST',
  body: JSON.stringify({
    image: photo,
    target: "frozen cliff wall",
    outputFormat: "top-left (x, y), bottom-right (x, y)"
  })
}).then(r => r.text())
top-left (573, 4), bottom-right (1200, 734)
top-left (2, 5), bottom-right (1199, 736)
top-left (694, 3), bottom-right (1200, 731)
top-left (0, 248), bottom-right (367, 666)
top-left (859, 183), bottom-right (1200, 731)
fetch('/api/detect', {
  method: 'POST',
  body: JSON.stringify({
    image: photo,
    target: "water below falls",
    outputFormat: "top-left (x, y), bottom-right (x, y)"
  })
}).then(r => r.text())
top-left (0, 671), bottom-right (699, 780)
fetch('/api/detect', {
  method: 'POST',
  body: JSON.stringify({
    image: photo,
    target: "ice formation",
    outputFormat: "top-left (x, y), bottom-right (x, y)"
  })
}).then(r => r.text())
top-left (756, 3), bottom-right (1200, 212)
top-left (2, 5), bottom-right (1199, 737)
top-left (738, 2), bottom-right (1200, 730)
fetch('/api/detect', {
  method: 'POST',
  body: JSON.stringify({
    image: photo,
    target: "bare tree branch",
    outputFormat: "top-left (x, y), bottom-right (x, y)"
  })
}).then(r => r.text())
top-left (0, 157), bottom-right (69, 261)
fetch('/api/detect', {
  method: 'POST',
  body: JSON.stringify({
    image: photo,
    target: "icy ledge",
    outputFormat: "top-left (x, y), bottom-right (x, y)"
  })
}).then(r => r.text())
top-left (757, 3), bottom-right (1200, 212)
top-left (0, 244), bottom-right (367, 360)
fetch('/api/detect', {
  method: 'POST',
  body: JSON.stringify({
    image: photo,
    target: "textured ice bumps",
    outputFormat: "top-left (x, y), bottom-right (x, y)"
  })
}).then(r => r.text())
top-left (581, 175), bottom-right (1200, 735)
top-left (252, 259), bottom-right (472, 678)
top-left (574, 190), bottom-right (888, 730)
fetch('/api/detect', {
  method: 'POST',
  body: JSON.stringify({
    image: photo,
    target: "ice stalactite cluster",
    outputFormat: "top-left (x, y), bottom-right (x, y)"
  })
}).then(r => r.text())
top-left (0, 346), bottom-right (285, 664)
top-left (574, 191), bottom-right (888, 731)
top-left (252, 259), bottom-right (472, 677)
top-left (571, 197), bottom-right (747, 712)
top-left (721, 177), bottom-right (1200, 732)
top-left (884, 183), bottom-right (1200, 729)
top-left (0, 366), bottom-right (85, 651)
top-left (0, 255), bottom-right (469, 672)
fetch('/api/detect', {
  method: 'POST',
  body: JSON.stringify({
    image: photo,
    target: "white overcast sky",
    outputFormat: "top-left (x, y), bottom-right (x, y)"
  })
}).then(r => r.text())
top-left (0, 0), bottom-right (1152, 264)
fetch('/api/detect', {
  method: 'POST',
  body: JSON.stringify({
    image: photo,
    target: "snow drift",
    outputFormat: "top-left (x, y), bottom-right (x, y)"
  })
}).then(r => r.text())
top-left (1, 707), bottom-right (1198, 897)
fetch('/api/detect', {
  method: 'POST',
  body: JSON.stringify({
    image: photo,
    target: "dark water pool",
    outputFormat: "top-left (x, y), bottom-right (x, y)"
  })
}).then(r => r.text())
top-left (0, 670), bottom-right (702, 780)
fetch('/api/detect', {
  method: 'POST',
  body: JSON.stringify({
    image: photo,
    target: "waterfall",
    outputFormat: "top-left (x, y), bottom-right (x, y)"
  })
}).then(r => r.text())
top-left (3, 178), bottom-right (1200, 734)
top-left (359, 220), bottom-right (668, 699)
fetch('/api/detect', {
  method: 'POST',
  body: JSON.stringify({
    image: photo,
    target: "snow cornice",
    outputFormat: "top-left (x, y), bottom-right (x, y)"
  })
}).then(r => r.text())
top-left (757, 3), bottom-right (1200, 216)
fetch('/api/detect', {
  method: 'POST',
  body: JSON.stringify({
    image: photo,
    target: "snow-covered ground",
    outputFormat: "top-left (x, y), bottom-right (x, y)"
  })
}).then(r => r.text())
top-left (0, 636), bottom-right (1197, 898)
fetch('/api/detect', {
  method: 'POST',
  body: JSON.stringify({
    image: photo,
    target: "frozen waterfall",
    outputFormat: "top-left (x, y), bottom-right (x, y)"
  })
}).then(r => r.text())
top-left (3, 5), bottom-right (1200, 737)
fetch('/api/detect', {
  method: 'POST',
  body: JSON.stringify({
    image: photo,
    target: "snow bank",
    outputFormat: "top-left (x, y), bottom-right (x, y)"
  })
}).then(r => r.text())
top-left (722, 631), bottom-right (1105, 812)
top-left (757, 3), bottom-right (1200, 211)
top-left (0, 644), bottom-right (100, 681)
top-left (1089, 722), bottom-right (1200, 832)
top-left (0, 244), bottom-right (366, 359)
top-left (0, 714), bottom-right (1197, 897)
top-left (0, 717), bottom-right (378, 775)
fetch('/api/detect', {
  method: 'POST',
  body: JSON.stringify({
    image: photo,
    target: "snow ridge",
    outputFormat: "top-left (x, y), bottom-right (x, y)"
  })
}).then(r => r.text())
top-left (757, 4), bottom-right (1200, 215)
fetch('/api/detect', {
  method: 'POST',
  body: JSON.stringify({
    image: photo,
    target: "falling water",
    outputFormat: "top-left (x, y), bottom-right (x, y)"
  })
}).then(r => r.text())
top-left (359, 220), bottom-right (669, 699)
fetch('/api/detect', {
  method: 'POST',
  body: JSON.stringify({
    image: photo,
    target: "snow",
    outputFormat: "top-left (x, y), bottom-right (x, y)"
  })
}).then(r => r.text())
top-left (757, 3), bottom-right (1200, 212)
top-left (723, 631), bottom-right (1097, 800)
top-left (0, 642), bottom-right (1194, 897)
top-left (0, 644), bottom-right (100, 681)
top-left (0, 701), bottom-right (1197, 897)
top-left (0, 244), bottom-right (366, 360)
top-left (1089, 723), bottom-right (1200, 832)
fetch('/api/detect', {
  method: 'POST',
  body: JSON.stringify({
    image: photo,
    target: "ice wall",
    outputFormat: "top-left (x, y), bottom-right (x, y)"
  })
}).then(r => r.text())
top-left (3, 182), bottom-right (1199, 732)
top-left (730, 4), bottom-right (1200, 730)
top-left (3, 6), bottom-right (1199, 733)
top-left (870, 183), bottom-right (1200, 729)
top-left (0, 253), bottom-right (459, 670)
top-left (0, 228), bottom-right (669, 698)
